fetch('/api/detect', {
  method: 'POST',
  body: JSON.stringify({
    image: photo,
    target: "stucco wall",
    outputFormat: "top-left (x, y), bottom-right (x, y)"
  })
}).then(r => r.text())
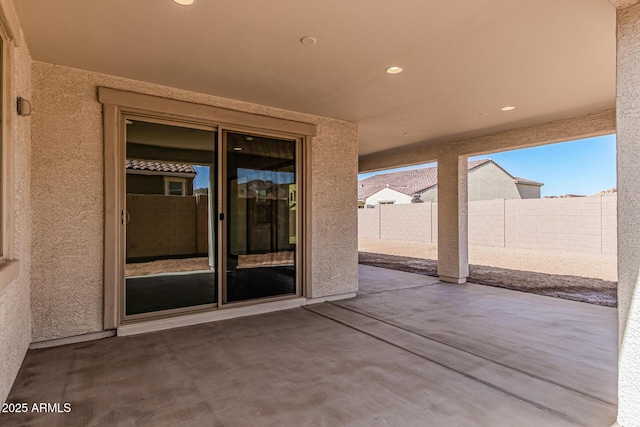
top-left (309, 118), bottom-right (358, 298)
top-left (0, 40), bottom-right (32, 403)
top-left (516, 183), bottom-right (541, 199)
top-left (616, 3), bottom-right (640, 425)
top-left (30, 62), bottom-right (358, 340)
top-left (414, 162), bottom-right (541, 202)
top-left (468, 162), bottom-right (522, 201)
top-left (419, 187), bottom-right (437, 202)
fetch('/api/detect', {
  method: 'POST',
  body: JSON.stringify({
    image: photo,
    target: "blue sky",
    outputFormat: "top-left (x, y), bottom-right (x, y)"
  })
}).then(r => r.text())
top-left (193, 166), bottom-right (211, 190)
top-left (358, 134), bottom-right (617, 197)
top-left (193, 167), bottom-right (295, 189)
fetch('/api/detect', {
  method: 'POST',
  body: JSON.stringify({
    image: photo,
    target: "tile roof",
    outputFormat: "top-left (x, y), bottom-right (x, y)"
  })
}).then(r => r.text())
top-left (358, 159), bottom-right (541, 200)
top-left (126, 160), bottom-right (196, 175)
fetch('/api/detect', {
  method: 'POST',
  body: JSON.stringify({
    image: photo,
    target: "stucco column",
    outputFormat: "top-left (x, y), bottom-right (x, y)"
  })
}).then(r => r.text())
top-left (437, 155), bottom-right (469, 284)
top-left (617, 3), bottom-right (640, 426)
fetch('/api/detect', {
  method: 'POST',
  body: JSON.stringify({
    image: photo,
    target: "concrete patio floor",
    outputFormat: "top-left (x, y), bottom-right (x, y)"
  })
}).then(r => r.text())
top-left (3, 265), bottom-right (617, 426)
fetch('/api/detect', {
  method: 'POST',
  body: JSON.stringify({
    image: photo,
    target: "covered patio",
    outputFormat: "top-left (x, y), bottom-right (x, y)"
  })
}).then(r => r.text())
top-left (4, 0), bottom-right (640, 425)
top-left (4, 266), bottom-right (617, 426)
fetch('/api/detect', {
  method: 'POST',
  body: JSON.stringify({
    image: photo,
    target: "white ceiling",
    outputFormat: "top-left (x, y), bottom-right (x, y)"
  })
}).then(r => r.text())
top-left (15, 0), bottom-right (616, 156)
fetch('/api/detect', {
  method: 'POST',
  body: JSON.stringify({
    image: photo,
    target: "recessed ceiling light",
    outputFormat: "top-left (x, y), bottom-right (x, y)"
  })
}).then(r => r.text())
top-left (501, 105), bottom-right (516, 111)
top-left (233, 147), bottom-right (243, 151)
top-left (386, 66), bottom-right (404, 74)
top-left (245, 137), bottom-right (254, 141)
top-left (172, 0), bottom-right (195, 5)
top-left (300, 36), bottom-right (317, 46)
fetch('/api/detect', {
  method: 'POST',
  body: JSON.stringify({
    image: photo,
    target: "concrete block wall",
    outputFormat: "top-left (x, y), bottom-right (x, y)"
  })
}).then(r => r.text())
top-left (505, 197), bottom-right (604, 253)
top-left (358, 208), bottom-right (381, 239)
top-left (359, 195), bottom-right (617, 255)
top-left (380, 203), bottom-right (432, 242)
top-left (468, 199), bottom-right (505, 247)
top-left (431, 202), bottom-right (438, 242)
top-left (601, 195), bottom-right (617, 255)
top-left (196, 195), bottom-right (210, 255)
top-left (126, 194), bottom-right (198, 259)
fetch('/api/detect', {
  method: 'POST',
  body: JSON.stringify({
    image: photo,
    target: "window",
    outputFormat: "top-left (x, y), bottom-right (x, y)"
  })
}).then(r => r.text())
top-left (164, 177), bottom-right (186, 196)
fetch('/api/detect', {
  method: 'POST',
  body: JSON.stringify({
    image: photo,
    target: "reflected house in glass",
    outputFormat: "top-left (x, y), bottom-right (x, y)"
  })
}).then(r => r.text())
top-left (125, 160), bottom-right (197, 197)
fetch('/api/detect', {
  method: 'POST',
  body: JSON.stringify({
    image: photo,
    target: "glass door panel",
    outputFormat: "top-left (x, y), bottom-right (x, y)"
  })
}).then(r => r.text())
top-left (225, 131), bottom-right (297, 303)
top-left (124, 120), bottom-right (217, 315)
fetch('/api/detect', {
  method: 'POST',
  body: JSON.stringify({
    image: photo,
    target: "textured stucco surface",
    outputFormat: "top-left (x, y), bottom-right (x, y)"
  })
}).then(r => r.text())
top-left (419, 161), bottom-right (536, 203)
top-left (468, 162), bottom-right (523, 201)
top-left (436, 155), bottom-right (468, 282)
top-left (0, 40), bottom-right (32, 403)
top-left (309, 118), bottom-right (359, 298)
top-left (617, 3), bottom-right (640, 425)
top-left (30, 62), bottom-right (358, 340)
top-left (516, 183), bottom-right (541, 199)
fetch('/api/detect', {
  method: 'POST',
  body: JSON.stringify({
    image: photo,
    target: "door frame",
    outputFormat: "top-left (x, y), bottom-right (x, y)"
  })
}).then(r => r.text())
top-left (100, 87), bottom-right (316, 329)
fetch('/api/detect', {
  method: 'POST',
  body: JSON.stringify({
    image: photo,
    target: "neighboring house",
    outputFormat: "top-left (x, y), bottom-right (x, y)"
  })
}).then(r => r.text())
top-left (126, 159), bottom-right (197, 196)
top-left (358, 159), bottom-right (543, 207)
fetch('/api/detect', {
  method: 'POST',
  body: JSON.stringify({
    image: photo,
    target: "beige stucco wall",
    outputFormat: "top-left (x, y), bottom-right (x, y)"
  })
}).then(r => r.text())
top-left (516, 183), bottom-right (541, 199)
top-left (437, 155), bottom-right (469, 283)
top-left (419, 186), bottom-right (437, 202)
top-left (30, 62), bottom-right (357, 341)
top-left (616, 3), bottom-right (640, 425)
top-left (309, 118), bottom-right (359, 298)
top-left (416, 162), bottom-right (540, 202)
top-left (0, 38), bottom-right (32, 403)
top-left (468, 162), bottom-right (522, 201)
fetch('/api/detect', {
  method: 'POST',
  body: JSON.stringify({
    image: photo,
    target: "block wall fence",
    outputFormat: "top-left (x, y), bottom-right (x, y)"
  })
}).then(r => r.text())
top-left (126, 194), bottom-right (210, 259)
top-left (358, 195), bottom-right (617, 255)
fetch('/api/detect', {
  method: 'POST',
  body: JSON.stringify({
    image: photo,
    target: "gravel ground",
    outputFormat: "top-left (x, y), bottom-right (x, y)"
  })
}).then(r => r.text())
top-left (359, 238), bottom-right (618, 307)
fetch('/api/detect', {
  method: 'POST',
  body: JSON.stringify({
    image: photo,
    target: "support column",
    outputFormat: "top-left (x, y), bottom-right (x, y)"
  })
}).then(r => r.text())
top-left (437, 155), bottom-right (469, 284)
top-left (617, 3), bottom-right (640, 426)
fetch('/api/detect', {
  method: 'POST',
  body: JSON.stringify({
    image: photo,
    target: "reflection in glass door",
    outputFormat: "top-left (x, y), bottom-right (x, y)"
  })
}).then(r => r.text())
top-left (124, 120), bottom-right (217, 316)
top-left (224, 132), bottom-right (298, 303)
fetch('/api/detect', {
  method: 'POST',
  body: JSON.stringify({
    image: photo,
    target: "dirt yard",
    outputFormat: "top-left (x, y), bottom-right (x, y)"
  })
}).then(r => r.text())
top-left (125, 252), bottom-right (295, 277)
top-left (359, 238), bottom-right (617, 307)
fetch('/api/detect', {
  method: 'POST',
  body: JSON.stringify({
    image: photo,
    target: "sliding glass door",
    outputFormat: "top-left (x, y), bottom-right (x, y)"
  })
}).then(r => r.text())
top-left (124, 119), bottom-right (217, 316)
top-left (223, 131), bottom-right (298, 303)
top-left (122, 122), bottom-right (300, 319)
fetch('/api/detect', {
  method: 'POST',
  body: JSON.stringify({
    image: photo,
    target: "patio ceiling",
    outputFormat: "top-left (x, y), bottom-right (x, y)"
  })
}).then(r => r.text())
top-left (15, 0), bottom-right (615, 156)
